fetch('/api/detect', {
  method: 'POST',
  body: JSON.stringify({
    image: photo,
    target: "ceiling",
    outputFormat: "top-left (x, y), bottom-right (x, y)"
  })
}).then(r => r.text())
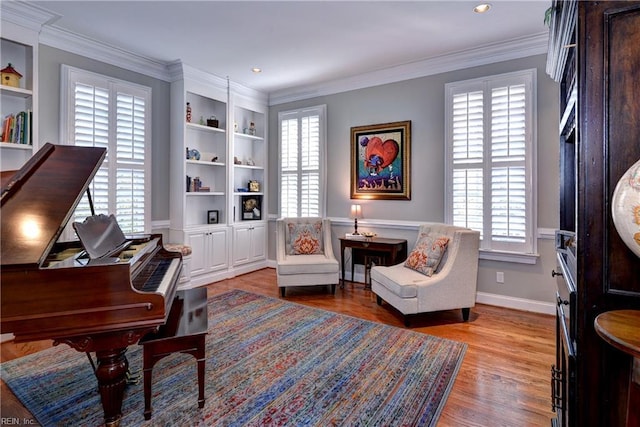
top-left (26, 1), bottom-right (550, 96)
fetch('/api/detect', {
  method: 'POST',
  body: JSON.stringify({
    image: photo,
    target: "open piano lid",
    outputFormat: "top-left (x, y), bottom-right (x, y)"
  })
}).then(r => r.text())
top-left (1, 143), bottom-right (107, 267)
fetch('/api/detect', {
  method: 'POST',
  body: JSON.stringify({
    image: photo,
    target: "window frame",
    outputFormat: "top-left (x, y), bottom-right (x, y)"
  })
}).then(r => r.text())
top-left (60, 65), bottom-right (152, 237)
top-left (444, 69), bottom-right (538, 262)
top-left (277, 104), bottom-right (327, 218)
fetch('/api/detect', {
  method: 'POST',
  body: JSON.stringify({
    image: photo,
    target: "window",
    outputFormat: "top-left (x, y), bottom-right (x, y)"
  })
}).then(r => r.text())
top-left (278, 105), bottom-right (327, 217)
top-left (445, 69), bottom-right (537, 258)
top-left (61, 65), bottom-right (151, 235)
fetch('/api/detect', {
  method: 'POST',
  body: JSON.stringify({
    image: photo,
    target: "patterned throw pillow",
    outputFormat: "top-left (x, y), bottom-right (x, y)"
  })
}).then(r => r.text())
top-left (287, 221), bottom-right (324, 255)
top-left (404, 233), bottom-right (450, 276)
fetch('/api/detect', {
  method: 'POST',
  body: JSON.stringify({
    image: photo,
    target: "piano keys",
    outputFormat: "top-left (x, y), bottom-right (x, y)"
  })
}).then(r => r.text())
top-left (1, 143), bottom-right (182, 426)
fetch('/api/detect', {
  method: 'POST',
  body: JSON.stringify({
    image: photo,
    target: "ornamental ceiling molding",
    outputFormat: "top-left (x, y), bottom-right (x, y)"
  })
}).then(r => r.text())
top-left (268, 32), bottom-right (549, 105)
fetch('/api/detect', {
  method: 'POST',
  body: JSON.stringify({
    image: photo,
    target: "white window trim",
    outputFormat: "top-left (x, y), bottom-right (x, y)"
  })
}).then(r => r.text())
top-left (60, 64), bottom-right (152, 237)
top-left (277, 104), bottom-right (327, 218)
top-left (444, 69), bottom-right (538, 262)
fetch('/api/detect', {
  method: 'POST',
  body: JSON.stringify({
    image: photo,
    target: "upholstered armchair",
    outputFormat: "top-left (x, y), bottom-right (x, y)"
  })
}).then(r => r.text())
top-left (276, 217), bottom-right (339, 297)
top-left (370, 223), bottom-right (480, 326)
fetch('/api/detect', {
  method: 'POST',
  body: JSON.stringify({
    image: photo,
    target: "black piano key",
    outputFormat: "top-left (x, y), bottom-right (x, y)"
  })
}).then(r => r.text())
top-left (136, 258), bottom-right (173, 292)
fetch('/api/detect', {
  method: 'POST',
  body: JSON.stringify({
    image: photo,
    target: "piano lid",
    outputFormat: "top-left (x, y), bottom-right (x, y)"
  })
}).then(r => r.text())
top-left (1, 143), bottom-right (107, 267)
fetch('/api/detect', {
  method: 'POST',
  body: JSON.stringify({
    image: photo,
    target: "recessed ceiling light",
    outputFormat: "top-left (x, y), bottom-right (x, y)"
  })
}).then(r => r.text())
top-left (251, 67), bottom-right (262, 73)
top-left (473, 3), bottom-right (491, 13)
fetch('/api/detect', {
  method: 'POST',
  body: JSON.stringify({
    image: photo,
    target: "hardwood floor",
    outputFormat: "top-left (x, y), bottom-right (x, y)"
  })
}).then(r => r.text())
top-left (1, 268), bottom-right (555, 426)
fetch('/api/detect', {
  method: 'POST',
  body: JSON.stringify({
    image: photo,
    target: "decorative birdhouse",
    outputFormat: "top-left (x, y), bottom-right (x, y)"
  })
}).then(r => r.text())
top-left (1, 63), bottom-right (22, 88)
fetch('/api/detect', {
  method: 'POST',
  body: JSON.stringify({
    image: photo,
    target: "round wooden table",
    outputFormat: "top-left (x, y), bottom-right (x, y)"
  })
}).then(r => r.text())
top-left (594, 310), bottom-right (640, 426)
top-left (594, 310), bottom-right (640, 358)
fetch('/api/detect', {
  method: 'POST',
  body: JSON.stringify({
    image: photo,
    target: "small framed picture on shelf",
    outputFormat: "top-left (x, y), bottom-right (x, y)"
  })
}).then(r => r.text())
top-left (207, 210), bottom-right (219, 224)
top-left (241, 195), bottom-right (262, 220)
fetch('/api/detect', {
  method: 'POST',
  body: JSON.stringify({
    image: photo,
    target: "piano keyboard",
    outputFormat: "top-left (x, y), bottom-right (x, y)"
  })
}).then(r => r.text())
top-left (135, 257), bottom-right (180, 295)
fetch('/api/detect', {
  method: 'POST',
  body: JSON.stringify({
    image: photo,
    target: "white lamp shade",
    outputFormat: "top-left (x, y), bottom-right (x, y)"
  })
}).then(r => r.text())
top-left (350, 204), bottom-right (362, 219)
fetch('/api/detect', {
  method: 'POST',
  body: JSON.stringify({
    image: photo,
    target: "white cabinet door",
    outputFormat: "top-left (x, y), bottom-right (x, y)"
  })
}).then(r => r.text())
top-left (209, 228), bottom-right (228, 271)
top-left (233, 226), bottom-right (252, 265)
top-left (233, 224), bottom-right (266, 266)
top-left (187, 226), bottom-right (229, 277)
top-left (250, 224), bottom-right (266, 261)
top-left (186, 229), bottom-right (208, 276)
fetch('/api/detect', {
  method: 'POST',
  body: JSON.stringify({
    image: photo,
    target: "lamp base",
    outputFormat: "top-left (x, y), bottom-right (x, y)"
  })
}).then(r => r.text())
top-left (353, 218), bottom-right (359, 235)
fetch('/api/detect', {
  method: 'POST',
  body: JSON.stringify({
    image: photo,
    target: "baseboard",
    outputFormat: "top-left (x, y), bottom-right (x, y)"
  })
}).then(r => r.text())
top-left (476, 291), bottom-right (555, 315)
top-left (259, 265), bottom-right (555, 315)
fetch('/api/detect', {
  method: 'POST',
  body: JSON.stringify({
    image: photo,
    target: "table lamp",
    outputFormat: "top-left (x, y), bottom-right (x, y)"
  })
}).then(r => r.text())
top-left (350, 204), bottom-right (362, 235)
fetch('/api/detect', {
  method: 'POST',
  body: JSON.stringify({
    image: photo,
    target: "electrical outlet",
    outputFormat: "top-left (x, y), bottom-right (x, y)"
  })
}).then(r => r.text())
top-left (496, 271), bottom-right (504, 283)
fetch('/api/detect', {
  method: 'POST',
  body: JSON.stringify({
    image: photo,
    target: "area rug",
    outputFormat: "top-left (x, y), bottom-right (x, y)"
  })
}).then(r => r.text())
top-left (1, 290), bottom-right (466, 426)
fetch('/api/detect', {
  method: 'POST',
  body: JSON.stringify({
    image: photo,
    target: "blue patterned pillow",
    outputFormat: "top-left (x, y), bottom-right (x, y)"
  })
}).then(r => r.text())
top-left (287, 221), bottom-right (324, 255)
top-left (404, 233), bottom-right (450, 276)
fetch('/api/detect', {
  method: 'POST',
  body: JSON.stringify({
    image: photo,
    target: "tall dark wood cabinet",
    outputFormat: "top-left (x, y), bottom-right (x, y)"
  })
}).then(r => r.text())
top-left (547, 1), bottom-right (640, 426)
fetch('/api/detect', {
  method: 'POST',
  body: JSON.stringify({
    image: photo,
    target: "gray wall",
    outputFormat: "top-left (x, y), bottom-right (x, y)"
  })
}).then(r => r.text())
top-left (268, 54), bottom-right (560, 306)
top-left (38, 45), bottom-right (171, 222)
top-left (38, 43), bottom-right (560, 307)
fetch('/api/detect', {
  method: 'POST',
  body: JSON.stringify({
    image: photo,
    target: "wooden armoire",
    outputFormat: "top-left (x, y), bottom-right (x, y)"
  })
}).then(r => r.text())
top-left (547, 1), bottom-right (640, 426)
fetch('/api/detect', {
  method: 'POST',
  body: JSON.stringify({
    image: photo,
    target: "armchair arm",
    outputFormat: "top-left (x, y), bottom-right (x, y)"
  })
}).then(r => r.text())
top-left (276, 219), bottom-right (287, 262)
top-left (415, 229), bottom-right (480, 311)
top-left (322, 219), bottom-right (336, 260)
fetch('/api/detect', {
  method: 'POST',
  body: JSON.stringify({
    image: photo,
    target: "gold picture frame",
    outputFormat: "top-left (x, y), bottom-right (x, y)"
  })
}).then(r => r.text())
top-left (350, 120), bottom-right (411, 200)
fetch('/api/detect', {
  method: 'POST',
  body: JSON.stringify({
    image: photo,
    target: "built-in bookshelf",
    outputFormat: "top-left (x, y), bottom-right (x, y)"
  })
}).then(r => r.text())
top-left (169, 63), bottom-right (268, 286)
top-left (229, 94), bottom-right (267, 269)
top-left (1, 23), bottom-right (38, 172)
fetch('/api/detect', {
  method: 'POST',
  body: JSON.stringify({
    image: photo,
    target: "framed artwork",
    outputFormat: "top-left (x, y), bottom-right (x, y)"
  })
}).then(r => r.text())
top-left (350, 120), bottom-right (411, 200)
top-left (241, 195), bottom-right (262, 220)
top-left (207, 210), bottom-right (219, 224)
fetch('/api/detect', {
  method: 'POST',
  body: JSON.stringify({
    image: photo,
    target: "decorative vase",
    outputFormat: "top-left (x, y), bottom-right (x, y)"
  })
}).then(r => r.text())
top-left (611, 158), bottom-right (640, 258)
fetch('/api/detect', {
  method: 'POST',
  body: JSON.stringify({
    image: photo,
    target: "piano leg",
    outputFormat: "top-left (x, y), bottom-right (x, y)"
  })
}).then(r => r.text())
top-left (94, 347), bottom-right (128, 427)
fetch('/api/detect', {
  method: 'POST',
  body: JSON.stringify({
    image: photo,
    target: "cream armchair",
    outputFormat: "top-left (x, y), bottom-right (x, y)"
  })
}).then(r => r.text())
top-left (370, 223), bottom-right (480, 326)
top-left (276, 217), bottom-right (339, 297)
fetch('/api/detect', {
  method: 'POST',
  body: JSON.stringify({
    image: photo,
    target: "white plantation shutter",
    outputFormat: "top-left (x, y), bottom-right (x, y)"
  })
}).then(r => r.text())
top-left (490, 83), bottom-right (527, 246)
top-left (73, 83), bottom-right (110, 222)
top-left (280, 117), bottom-right (299, 218)
top-left (62, 66), bottom-right (151, 237)
top-left (451, 90), bottom-right (485, 239)
top-left (278, 105), bottom-right (326, 217)
top-left (115, 92), bottom-right (147, 232)
top-left (445, 70), bottom-right (536, 255)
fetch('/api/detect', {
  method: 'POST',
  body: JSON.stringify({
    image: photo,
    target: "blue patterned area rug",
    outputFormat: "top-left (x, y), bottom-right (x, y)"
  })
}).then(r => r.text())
top-left (1, 290), bottom-right (466, 426)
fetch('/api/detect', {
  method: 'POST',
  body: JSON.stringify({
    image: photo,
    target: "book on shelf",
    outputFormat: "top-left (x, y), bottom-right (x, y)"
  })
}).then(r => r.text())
top-left (1, 110), bottom-right (32, 144)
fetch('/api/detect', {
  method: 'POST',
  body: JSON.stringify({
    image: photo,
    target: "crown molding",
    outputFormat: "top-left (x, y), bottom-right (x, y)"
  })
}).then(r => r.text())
top-left (268, 32), bottom-right (549, 106)
top-left (167, 61), bottom-right (227, 88)
top-left (167, 62), bottom-right (268, 104)
top-left (0, 1), bottom-right (57, 32)
top-left (39, 25), bottom-right (172, 82)
top-left (229, 80), bottom-right (269, 106)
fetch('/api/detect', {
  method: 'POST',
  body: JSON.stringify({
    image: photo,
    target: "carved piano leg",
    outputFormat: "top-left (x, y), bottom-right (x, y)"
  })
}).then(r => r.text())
top-left (94, 347), bottom-right (128, 427)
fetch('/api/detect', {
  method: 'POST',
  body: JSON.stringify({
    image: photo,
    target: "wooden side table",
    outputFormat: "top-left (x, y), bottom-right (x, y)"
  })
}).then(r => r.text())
top-left (139, 287), bottom-right (208, 420)
top-left (339, 237), bottom-right (407, 288)
top-left (594, 310), bottom-right (640, 427)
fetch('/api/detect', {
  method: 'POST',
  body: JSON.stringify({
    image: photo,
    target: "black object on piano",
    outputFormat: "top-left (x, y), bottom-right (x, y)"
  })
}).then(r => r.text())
top-left (73, 213), bottom-right (131, 259)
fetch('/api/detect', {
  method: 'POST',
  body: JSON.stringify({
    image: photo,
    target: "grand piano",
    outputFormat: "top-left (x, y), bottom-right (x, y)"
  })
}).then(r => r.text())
top-left (1, 143), bottom-right (182, 426)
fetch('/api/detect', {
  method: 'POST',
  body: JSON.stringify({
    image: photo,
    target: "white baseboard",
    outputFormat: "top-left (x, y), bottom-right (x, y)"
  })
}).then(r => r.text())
top-left (476, 291), bottom-right (555, 315)
top-left (250, 266), bottom-right (556, 315)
